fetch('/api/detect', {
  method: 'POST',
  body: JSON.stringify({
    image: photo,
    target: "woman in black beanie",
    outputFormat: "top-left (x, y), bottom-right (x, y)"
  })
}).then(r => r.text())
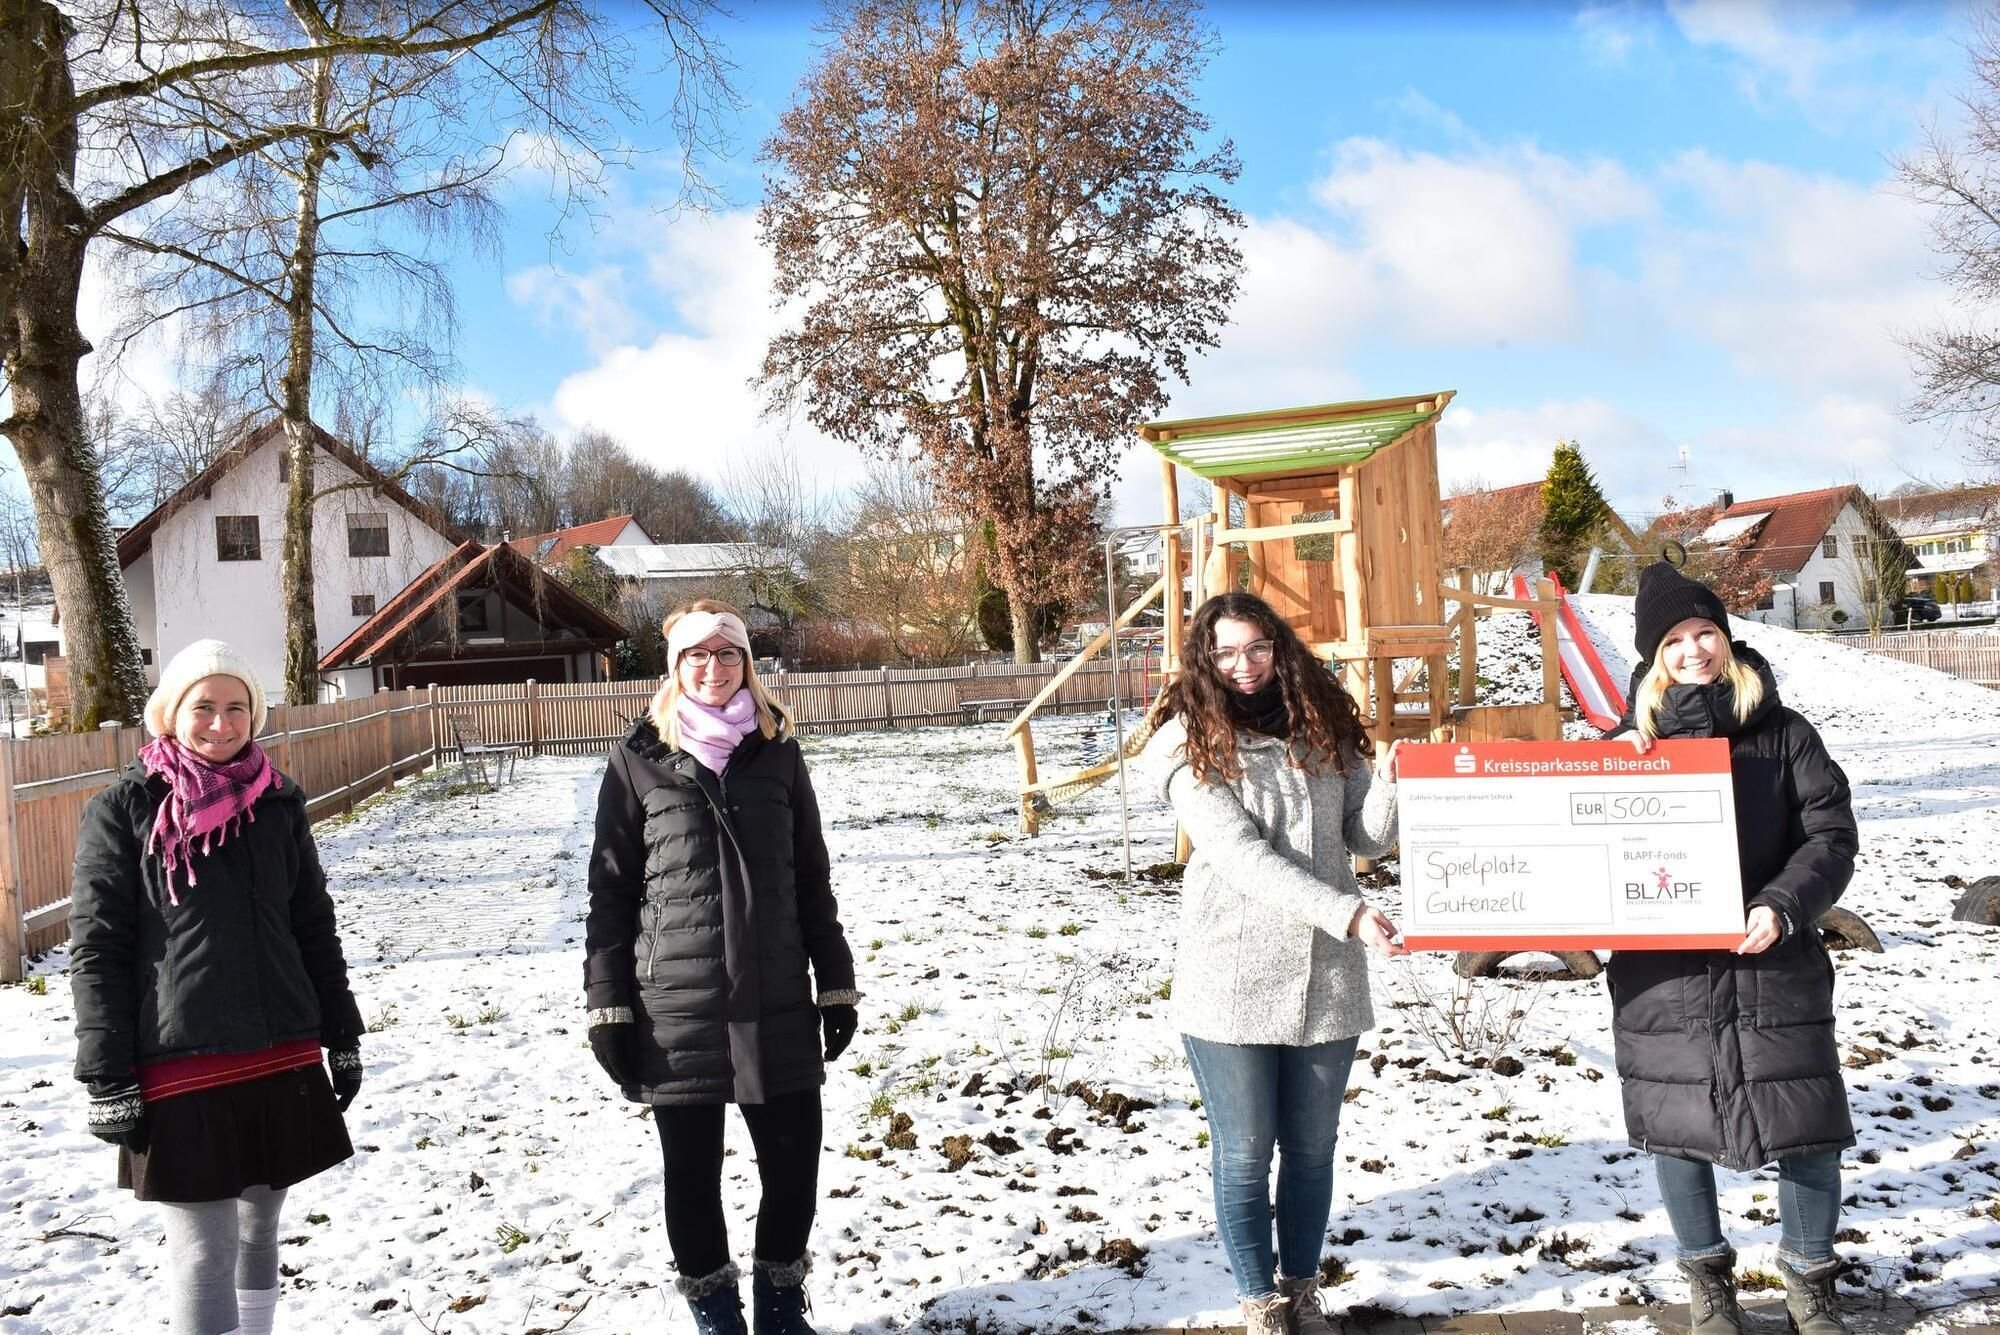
top-left (1606, 561), bottom-right (1859, 1334)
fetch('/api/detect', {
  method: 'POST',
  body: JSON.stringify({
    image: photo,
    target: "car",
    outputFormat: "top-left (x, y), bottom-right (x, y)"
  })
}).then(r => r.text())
top-left (1898, 593), bottom-right (1943, 623)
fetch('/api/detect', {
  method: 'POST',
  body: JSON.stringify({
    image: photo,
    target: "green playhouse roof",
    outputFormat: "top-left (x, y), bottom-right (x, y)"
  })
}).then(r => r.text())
top-left (1140, 391), bottom-right (1454, 480)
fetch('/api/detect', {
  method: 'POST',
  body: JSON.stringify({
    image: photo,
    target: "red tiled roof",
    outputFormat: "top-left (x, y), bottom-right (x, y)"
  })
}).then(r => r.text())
top-left (505, 515), bottom-right (647, 565)
top-left (1717, 485), bottom-right (1861, 577)
top-left (319, 540), bottom-right (627, 671)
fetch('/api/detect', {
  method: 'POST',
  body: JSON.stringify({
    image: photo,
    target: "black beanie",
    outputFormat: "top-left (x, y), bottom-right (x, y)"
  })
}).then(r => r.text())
top-left (1634, 561), bottom-right (1731, 660)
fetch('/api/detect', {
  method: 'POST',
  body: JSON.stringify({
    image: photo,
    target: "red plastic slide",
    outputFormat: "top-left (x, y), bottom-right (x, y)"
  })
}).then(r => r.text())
top-left (1512, 573), bottom-right (1627, 732)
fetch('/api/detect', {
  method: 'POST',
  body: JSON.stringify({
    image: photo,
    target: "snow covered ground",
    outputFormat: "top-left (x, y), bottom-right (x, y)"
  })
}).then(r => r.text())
top-left (4, 596), bottom-right (2000, 1332)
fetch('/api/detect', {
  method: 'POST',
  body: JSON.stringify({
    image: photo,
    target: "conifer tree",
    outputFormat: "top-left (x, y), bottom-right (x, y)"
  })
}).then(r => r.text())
top-left (1537, 440), bottom-right (1611, 587)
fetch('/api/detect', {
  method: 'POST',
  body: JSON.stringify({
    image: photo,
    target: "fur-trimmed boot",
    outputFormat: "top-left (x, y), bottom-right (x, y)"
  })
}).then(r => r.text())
top-left (1280, 1274), bottom-right (1335, 1334)
top-left (751, 1255), bottom-right (817, 1335)
top-left (1779, 1257), bottom-right (1850, 1334)
top-left (1677, 1248), bottom-right (1743, 1333)
top-left (677, 1262), bottom-right (748, 1335)
top-left (1237, 1289), bottom-right (1294, 1335)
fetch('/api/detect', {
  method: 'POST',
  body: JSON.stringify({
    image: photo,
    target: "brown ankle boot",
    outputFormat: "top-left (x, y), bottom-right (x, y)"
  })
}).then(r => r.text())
top-left (1779, 1257), bottom-right (1850, 1334)
top-left (1677, 1249), bottom-right (1743, 1333)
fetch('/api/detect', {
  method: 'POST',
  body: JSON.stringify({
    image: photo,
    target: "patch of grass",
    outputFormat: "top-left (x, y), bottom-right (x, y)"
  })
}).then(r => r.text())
top-left (1482, 1104), bottom-right (1512, 1122)
top-left (1533, 1132), bottom-right (1568, 1148)
top-left (1042, 1045), bottom-right (1074, 1062)
top-left (25, 975), bottom-right (47, 996)
top-left (1196, 1130), bottom-right (1209, 1149)
top-left (851, 1061), bottom-right (874, 1078)
top-left (476, 1002), bottom-right (505, 1025)
top-left (868, 1094), bottom-right (894, 1119)
top-left (367, 1002), bottom-right (400, 1033)
top-left (1058, 922), bottom-right (1081, 937)
top-left (495, 1223), bottom-right (531, 1255)
top-left (868, 938), bottom-right (885, 951)
top-left (445, 1013), bottom-right (472, 1030)
top-left (898, 1002), bottom-right (921, 1023)
top-left (1024, 926), bottom-right (1049, 939)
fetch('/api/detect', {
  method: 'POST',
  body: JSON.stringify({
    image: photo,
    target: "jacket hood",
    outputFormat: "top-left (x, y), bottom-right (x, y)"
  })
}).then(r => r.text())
top-left (1623, 641), bottom-right (1781, 740)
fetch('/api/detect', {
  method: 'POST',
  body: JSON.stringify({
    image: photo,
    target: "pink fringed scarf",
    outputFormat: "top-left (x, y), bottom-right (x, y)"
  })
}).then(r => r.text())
top-left (674, 689), bottom-right (761, 775)
top-left (137, 736), bottom-right (282, 903)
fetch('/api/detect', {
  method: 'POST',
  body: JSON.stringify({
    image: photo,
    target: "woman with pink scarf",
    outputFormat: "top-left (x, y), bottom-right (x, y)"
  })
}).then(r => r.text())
top-left (584, 599), bottom-right (858, 1335)
top-left (69, 639), bottom-right (363, 1335)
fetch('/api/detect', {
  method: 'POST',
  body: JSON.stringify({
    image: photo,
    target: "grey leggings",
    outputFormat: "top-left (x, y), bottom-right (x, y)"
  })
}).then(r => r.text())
top-left (157, 1185), bottom-right (287, 1334)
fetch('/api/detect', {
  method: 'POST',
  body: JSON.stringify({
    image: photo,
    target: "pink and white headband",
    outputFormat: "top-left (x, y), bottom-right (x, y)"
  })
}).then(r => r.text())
top-left (668, 610), bottom-right (752, 667)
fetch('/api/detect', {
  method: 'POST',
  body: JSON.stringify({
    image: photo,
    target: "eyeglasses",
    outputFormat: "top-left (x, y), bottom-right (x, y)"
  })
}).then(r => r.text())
top-left (1209, 640), bottom-right (1274, 669)
top-left (681, 647), bottom-right (745, 668)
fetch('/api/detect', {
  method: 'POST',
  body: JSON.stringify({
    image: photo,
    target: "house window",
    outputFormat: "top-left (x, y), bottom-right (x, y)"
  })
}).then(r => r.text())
top-left (278, 451), bottom-right (289, 483)
top-left (457, 594), bottom-right (489, 633)
top-left (23, 640), bottom-right (58, 665)
top-left (1818, 581), bottom-right (1836, 605)
top-left (351, 594), bottom-right (377, 617)
top-left (141, 648), bottom-right (153, 666)
top-left (1756, 590), bottom-right (1775, 611)
top-left (216, 515), bottom-right (261, 561)
top-left (347, 511), bottom-right (389, 558)
top-left (1822, 535), bottom-right (1838, 558)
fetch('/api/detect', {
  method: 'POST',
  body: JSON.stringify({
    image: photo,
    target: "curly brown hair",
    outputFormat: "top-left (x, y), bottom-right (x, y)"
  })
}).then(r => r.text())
top-left (1152, 591), bottom-right (1372, 784)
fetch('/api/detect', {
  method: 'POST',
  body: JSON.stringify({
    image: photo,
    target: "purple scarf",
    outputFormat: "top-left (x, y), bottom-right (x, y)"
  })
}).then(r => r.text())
top-left (137, 736), bottom-right (282, 903)
top-left (674, 689), bottom-right (762, 774)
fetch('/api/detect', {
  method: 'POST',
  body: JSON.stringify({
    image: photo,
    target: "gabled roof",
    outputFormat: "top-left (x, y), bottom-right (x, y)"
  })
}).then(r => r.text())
top-left (115, 418), bottom-right (470, 568)
top-left (1716, 485), bottom-right (1868, 577)
top-left (318, 540), bottom-right (628, 671)
top-left (1140, 391), bottom-right (1455, 480)
top-left (505, 515), bottom-right (649, 565)
top-left (1874, 483), bottom-right (2000, 535)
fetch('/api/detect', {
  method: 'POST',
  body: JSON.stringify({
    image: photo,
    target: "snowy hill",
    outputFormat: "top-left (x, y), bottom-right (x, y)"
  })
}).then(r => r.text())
top-left (1, 607), bottom-right (1998, 1332)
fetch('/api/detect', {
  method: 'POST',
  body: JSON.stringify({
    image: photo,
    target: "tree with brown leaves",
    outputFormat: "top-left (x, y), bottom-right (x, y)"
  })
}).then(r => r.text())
top-left (758, 0), bottom-right (1242, 662)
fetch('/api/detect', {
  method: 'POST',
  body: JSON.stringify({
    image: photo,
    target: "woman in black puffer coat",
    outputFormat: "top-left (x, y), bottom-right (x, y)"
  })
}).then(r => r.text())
top-left (69, 639), bottom-right (363, 1335)
top-left (1606, 563), bottom-right (1858, 1335)
top-left (584, 600), bottom-right (857, 1335)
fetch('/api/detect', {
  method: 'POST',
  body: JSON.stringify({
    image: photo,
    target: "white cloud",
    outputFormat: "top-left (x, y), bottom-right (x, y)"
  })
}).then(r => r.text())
top-left (1576, 2), bottom-right (1654, 66)
top-left (529, 210), bottom-right (867, 493)
top-left (1440, 399), bottom-right (1674, 506)
top-left (505, 264), bottom-right (645, 357)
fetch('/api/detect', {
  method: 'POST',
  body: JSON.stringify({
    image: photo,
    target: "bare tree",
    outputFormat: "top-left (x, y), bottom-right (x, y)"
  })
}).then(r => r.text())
top-left (1898, 9), bottom-right (2000, 475)
top-left (1, 1), bottom-right (733, 725)
top-left (721, 446), bottom-right (835, 657)
top-left (759, 0), bottom-right (1242, 663)
top-left (1441, 480), bottom-right (1541, 595)
top-left (94, 2), bottom-right (734, 704)
top-left (833, 460), bottom-right (984, 662)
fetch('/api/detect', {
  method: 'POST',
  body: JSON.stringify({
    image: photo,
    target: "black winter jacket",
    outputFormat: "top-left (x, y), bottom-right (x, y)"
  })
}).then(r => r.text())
top-left (583, 719), bottom-right (855, 1106)
top-left (1604, 646), bottom-right (1859, 1170)
top-left (69, 761), bottom-right (364, 1095)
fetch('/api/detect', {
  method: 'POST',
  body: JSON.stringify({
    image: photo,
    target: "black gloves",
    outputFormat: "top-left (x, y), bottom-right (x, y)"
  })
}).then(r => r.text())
top-left (328, 1048), bottom-right (363, 1113)
top-left (590, 1020), bottom-right (636, 1087)
top-left (87, 1086), bottom-right (148, 1151)
top-left (821, 1004), bottom-right (858, 1061)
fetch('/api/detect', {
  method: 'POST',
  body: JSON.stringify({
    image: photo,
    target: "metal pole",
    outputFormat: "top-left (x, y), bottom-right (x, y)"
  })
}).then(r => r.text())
top-left (1100, 520), bottom-right (1196, 880)
top-left (1104, 532), bottom-right (1132, 880)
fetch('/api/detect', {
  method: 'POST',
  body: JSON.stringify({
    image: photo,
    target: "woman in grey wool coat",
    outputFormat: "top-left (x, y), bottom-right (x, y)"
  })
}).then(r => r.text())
top-left (1144, 591), bottom-right (1405, 1335)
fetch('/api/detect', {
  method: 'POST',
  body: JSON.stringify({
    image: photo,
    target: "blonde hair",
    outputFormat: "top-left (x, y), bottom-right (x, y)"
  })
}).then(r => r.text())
top-left (649, 598), bottom-right (791, 747)
top-left (1633, 627), bottom-right (1765, 740)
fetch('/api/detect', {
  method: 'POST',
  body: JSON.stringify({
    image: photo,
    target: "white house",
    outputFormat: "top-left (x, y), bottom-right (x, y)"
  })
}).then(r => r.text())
top-left (1706, 485), bottom-right (1910, 630)
top-left (82, 420), bottom-right (469, 700)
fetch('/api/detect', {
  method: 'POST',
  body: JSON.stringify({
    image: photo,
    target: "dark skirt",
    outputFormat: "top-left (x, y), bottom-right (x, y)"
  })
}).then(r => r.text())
top-left (118, 1065), bottom-right (353, 1203)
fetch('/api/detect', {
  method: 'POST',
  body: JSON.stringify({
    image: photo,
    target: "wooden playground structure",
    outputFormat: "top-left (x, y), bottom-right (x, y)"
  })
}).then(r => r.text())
top-left (1004, 391), bottom-right (1570, 835)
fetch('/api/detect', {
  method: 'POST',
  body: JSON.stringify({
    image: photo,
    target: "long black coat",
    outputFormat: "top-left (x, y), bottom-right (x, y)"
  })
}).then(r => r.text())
top-left (583, 719), bottom-right (855, 1106)
top-left (1605, 646), bottom-right (1859, 1170)
top-left (69, 761), bottom-right (364, 1096)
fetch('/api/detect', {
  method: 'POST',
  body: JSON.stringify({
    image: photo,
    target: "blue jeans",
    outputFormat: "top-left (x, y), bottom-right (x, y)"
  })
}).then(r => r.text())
top-left (1183, 1034), bottom-right (1359, 1298)
top-left (1653, 1150), bottom-right (1842, 1267)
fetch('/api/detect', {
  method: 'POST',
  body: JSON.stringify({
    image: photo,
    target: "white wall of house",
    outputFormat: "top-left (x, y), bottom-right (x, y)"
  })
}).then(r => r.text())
top-left (1736, 503), bottom-right (1886, 629)
top-left (137, 435), bottom-right (458, 697)
top-left (603, 519), bottom-right (651, 548)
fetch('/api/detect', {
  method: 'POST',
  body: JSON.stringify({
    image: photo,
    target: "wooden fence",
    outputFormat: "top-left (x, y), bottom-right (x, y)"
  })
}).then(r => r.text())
top-left (0, 656), bottom-right (1150, 979)
top-left (1853, 630), bottom-right (2000, 688)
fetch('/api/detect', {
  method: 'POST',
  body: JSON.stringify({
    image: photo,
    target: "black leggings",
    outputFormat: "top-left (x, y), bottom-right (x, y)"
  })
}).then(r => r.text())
top-left (654, 1088), bottom-right (822, 1277)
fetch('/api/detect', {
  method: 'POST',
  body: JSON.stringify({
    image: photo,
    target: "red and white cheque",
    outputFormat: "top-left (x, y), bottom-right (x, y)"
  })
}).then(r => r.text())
top-left (1395, 739), bottom-right (1746, 953)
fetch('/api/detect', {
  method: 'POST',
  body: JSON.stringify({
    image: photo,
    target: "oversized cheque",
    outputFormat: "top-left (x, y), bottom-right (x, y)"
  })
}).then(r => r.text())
top-left (1396, 739), bottom-right (1746, 952)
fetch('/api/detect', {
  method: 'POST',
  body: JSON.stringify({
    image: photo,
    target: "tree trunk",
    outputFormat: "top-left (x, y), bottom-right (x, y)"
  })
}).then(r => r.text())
top-left (2, 2), bottom-right (149, 727)
top-left (1007, 586), bottom-right (1040, 665)
top-left (280, 65), bottom-right (334, 707)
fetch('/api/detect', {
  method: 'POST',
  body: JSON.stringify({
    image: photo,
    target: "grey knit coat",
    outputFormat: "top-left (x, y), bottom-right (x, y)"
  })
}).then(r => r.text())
top-left (1145, 716), bottom-right (1398, 1046)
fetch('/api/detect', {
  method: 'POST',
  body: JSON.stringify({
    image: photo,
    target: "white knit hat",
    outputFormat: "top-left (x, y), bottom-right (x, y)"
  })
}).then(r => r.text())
top-left (144, 639), bottom-right (268, 739)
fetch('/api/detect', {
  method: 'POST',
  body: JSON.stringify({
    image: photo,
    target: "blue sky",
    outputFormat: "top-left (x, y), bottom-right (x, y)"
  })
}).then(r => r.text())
top-left (80, 0), bottom-right (1993, 525)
